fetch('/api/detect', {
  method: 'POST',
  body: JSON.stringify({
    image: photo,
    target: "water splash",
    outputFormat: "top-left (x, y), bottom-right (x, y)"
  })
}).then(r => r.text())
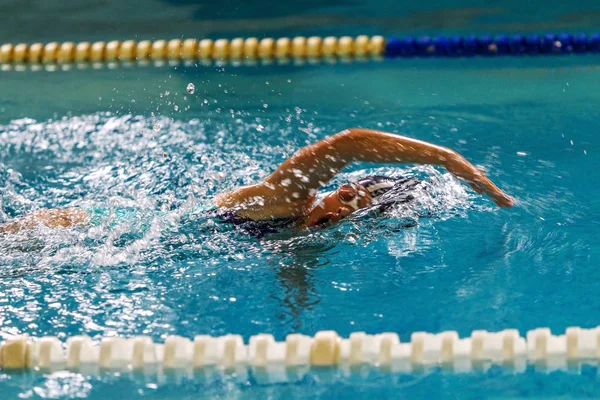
top-left (0, 113), bottom-right (485, 273)
top-left (0, 112), bottom-right (498, 345)
top-left (186, 82), bottom-right (195, 95)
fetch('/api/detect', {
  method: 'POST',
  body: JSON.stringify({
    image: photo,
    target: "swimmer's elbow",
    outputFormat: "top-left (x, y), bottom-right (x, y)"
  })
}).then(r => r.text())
top-left (332, 128), bottom-right (380, 146)
top-left (334, 128), bottom-right (358, 141)
top-left (329, 128), bottom-right (366, 158)
top-left (327, 128), bottom-right (355, 150)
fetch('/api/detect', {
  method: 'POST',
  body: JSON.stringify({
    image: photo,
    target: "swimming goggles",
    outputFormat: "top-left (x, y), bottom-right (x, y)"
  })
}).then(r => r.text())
top-left (337, 182), bottom-right (364, 211)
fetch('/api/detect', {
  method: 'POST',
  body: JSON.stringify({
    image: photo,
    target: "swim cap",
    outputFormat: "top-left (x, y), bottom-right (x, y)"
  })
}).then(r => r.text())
top-left (355, 176), bottom-right (399, 200)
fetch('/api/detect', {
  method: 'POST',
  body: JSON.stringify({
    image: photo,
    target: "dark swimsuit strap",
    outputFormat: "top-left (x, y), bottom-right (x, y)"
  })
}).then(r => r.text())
top-left (216, 208), bottom-right (298, 238)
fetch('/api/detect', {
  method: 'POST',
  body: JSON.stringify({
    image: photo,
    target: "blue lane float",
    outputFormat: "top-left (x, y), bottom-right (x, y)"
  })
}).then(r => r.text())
top-left (384, 33), bottom-right (600, 58)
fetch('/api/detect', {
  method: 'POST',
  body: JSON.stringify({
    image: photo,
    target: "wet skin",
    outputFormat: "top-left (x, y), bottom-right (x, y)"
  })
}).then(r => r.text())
top-left (1, 129), bottom-right (514, 232)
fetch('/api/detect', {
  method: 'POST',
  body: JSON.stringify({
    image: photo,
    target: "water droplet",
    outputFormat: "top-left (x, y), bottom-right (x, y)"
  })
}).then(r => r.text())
top-left (153, 124), bottom-right (160, 132)
top-left (174, 105), bottom-right (179, 111)
top-left (186, 82), bottom-right (195, 94)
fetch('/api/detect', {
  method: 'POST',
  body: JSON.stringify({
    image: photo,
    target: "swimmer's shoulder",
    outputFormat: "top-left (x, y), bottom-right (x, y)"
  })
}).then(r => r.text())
top-left (213, 183), bottom-right (312, 221)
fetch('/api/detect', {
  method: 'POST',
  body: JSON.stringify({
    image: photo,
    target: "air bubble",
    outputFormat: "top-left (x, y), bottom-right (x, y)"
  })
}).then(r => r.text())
top-left (186, 83), bottom-right (195, 94)
top-left (153, 124), bottom-right (160, 132)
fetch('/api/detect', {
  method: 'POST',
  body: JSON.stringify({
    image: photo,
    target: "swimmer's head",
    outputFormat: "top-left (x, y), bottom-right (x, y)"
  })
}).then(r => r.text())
top-left (304, 182), bottom-right (373, 228)
top-left (304, 176), bottom-right (399, 228)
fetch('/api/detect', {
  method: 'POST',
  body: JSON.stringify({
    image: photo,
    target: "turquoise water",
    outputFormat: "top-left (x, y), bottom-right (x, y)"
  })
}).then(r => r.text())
top-left (3, 0), bottom-right (600, 387)
top-left (1, 57), bottom-right (600, 398)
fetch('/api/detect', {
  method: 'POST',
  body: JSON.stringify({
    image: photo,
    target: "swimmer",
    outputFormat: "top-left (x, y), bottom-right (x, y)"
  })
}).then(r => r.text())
top-left (0, 129), bottom-right (513, 234)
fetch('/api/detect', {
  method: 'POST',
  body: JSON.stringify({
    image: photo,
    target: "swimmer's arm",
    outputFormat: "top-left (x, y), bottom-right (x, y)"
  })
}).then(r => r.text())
top-left (213, 133), bottom-right (346, 219)
top-left (334, 128), bottom-right (514, 207)
top-left (269, 128), bottom-right (513, 208)
top-left (214, 128), bottom-right (513, 218)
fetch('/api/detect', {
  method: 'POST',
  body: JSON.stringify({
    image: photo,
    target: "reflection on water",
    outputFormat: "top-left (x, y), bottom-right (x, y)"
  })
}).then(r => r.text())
top-left (273, 247), bottom-right (326, 331)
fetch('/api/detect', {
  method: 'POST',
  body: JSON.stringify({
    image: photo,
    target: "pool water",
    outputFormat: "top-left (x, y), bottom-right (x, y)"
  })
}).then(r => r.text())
top-left (2, 50), bottom-right (600, 398)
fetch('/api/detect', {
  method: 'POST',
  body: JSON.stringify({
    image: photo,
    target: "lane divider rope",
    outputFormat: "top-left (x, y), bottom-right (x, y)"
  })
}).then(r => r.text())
top-left (1, 327), bottom-right (600, 379)
top-left (0, 36), bottom-right (385, 68)
top-left (1, 33), bottom-right (599, 70)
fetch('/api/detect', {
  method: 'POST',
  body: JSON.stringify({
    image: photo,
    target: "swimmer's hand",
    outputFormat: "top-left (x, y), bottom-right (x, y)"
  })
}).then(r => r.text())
top-left (0, 208), bottom-right (88, 233)
top-left (445, 154), bottom-right (514, 207)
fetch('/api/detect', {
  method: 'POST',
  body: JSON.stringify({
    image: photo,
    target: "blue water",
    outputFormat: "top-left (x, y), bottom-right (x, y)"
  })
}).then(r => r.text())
top-left (3, 1), bottom-right (600, 397)
top-left (1, 57), bottom-right (600, 398)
